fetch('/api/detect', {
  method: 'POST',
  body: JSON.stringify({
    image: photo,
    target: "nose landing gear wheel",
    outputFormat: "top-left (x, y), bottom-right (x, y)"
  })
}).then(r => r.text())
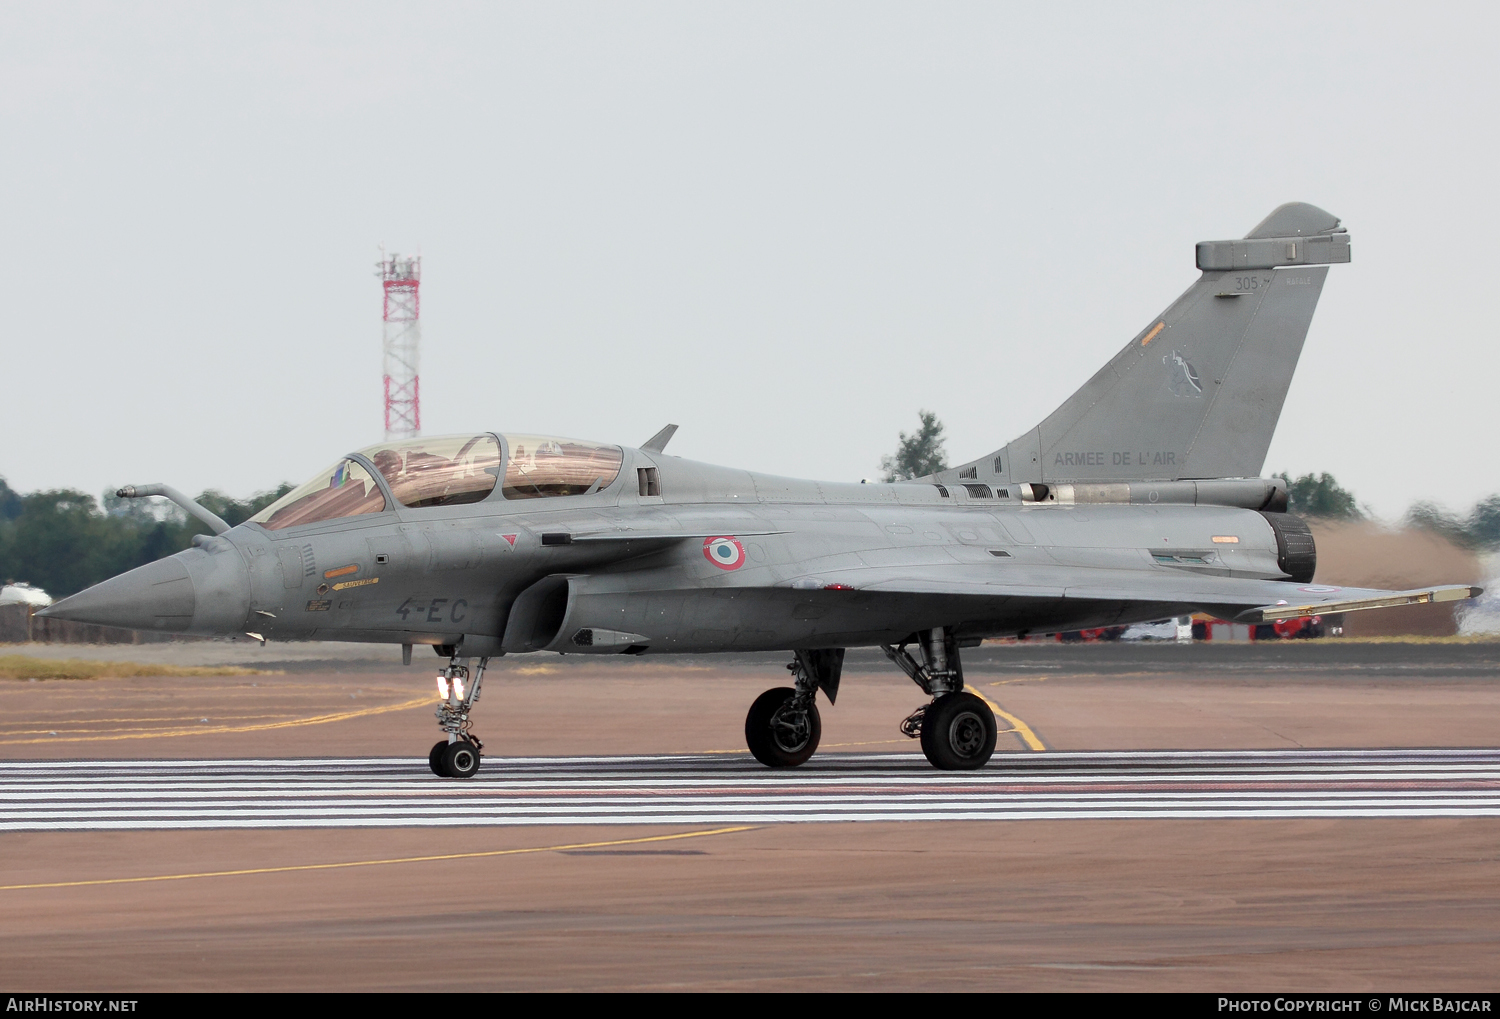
top-left (745, 686), bottom-right (821, 768)
top-left (439, 740), bottom-right (482, 779)
top-left (919, 692), bottom-right (997, 771)
top-left (428, 741), bottom-right (448, 777)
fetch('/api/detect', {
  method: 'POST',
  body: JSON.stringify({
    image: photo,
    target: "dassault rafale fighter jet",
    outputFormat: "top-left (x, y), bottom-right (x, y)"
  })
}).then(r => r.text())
top-left (42, 203), bottom-right (1480, 778)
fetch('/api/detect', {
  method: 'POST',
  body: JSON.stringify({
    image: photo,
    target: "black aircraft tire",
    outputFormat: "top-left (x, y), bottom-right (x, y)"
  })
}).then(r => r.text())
top-left (429, 741), bottom-right (449, 777)
top-left (920, 692), bottom-right (997, 771)
top-left (918, 708), bottom-right (937, 761)
top-left (440, 740), bottom-right (482, 779)
top-left (745, 687), bottom-right (822, 768)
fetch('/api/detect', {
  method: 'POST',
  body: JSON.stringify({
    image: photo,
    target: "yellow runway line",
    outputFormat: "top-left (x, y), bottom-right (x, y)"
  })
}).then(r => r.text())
top-left (966, 688), bottom-right (1047, 752)
top-left (0, 826), bottom-right (757, 892)
top-left (1, 711), bottom-right (317, 728)
top-left (0, 695), bottom-right (435, 745)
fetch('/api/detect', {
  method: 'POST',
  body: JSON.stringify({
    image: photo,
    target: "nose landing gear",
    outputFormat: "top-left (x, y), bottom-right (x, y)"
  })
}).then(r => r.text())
top-left (883, 628), bottom-right (996, 771)
top-left (430, 655), bottom-right (489, 778)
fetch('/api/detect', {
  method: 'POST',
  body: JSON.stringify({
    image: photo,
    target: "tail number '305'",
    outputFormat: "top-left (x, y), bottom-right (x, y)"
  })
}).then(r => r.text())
top-left (396, 598), bottom-right (468, 624)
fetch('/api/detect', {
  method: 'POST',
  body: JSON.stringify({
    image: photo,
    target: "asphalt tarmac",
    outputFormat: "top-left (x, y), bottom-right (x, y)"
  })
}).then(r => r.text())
top-left (3, 639), bottom-right (1500, 991)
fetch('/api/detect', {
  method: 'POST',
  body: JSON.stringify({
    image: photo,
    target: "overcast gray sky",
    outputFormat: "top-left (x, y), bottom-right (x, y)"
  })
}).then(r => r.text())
top-left (3, 2), bottom-right (1496, 519)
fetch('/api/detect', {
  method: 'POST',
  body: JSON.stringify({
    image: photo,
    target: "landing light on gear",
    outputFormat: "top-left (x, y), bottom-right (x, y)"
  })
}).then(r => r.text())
top-left (430, 655), bottom-right (489, 778)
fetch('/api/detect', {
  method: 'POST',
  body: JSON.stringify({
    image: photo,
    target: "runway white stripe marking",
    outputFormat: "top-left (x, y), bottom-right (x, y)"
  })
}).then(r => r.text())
top-left (4, 750), bottom-right (1500, 830)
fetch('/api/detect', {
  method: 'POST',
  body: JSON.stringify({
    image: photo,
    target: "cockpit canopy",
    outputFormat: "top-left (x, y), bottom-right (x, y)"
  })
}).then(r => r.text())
top-left (360, 434), bottom-right (503, 509)
top-left (500, 433), bottom-right (623, 499)
top-left (248, 432), bottom-right (624, 530)
top-left (248, 459), bottom-right (386, 531)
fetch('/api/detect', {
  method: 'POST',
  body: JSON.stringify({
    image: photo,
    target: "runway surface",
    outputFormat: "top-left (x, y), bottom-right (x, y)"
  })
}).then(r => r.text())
top-left (6, 748), bottom-right (1500, 831)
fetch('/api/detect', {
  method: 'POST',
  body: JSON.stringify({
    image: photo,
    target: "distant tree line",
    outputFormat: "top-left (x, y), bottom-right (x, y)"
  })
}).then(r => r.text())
top-left (1274, 472), bottom-right (1363, 520)
top-left (1271, 471), bottom-right (1500, 549)
top-left (880, 410), bottom-right (948, 482)
top-left (1403, 496), bottom-right (1500, 551)
top-left (0, 477), bottom-right (291, 599)
top-left (7, 417), bottom-right (1500, 600)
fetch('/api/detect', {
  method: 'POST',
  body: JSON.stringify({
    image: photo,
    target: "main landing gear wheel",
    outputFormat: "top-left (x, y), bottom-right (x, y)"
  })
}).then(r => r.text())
top-left (439, 740), bottom-right (482, 779)
top-left (745, 686), bottom-right (821, 768)
top-left (919, 692), bottom-right (997, 771)
top-left (428, 741), bottom-right (448, 777)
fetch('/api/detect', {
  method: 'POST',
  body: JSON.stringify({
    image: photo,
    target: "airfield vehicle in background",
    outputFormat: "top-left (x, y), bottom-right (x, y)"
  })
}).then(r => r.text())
top-left (1190, 613), bottom-right (1328, 641)
top-left (41, 203), bottom-right (1478, 777)
top-left (1109, 613), bottom-right (1327, 642)
top-left (1, 582), bottom-right (53, 608)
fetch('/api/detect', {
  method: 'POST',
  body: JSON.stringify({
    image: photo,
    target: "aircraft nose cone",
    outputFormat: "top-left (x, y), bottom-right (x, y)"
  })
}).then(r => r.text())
top-left (39, 556), bottom-right (197, 632)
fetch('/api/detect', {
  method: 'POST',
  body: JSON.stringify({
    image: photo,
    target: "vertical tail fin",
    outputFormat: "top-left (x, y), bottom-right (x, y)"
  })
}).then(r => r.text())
top-left (943, 203), bottom-right (1350, 485)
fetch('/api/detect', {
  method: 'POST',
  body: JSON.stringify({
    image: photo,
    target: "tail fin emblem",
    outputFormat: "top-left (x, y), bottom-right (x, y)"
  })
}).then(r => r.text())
top-left (1165, 351), bottom-right (1203, 397)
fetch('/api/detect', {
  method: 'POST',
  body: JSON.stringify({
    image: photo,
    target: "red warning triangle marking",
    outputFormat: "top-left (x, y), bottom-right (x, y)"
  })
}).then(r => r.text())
top-left (502, 534), bottom-right (517, 546)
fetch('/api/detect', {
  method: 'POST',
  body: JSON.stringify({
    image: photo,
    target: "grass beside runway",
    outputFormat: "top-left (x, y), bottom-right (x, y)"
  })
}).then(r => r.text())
top-left (0, 653), bottom-right (277, 680)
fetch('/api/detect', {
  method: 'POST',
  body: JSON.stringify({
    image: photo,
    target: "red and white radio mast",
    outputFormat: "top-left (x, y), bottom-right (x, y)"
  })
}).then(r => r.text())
top-left (377, 252), bottom-right (421, 439)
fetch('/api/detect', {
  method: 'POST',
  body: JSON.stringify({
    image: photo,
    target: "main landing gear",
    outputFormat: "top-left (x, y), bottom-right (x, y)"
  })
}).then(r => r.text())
top-left (742, 635), bottom-right (996, 770)
top-left (884, 628), bottom-right (997, 770)
top-left (744, 650), bottom-right (842, 768)
top-left (429, 655), bottom-right (489, 779)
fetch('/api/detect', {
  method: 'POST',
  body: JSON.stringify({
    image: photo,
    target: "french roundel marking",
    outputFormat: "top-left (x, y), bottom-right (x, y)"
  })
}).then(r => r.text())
top-left (1298, 585), bottom-right (1342, 594)
top-left (703, 536), bottom-right (746, 571)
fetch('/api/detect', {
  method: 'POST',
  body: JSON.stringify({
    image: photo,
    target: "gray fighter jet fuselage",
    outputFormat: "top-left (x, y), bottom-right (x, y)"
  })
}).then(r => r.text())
top-left (94, 458), bottom-right (1317, 655)
top-left (41, 203), bottom-right (1480, 776)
